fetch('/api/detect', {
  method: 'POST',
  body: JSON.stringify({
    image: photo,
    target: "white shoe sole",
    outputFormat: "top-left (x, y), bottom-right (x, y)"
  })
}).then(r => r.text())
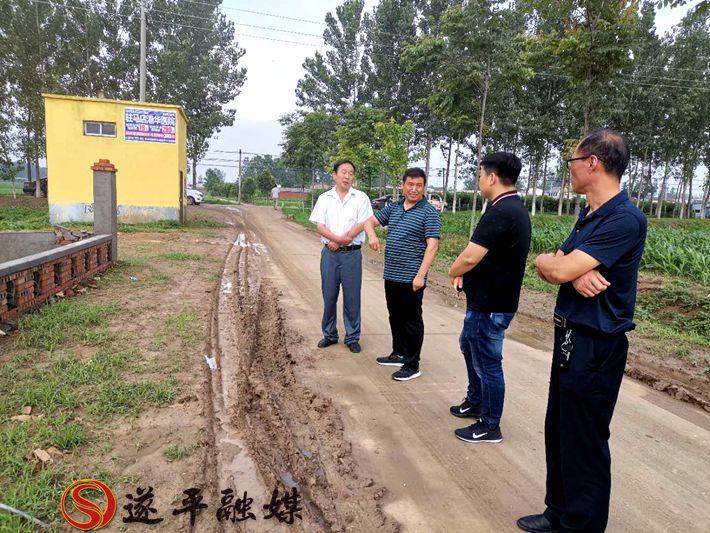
top-left (392, 370), bottom-right (421, 381)
top-left (377, 361), bottom-right (404, 367)
top-left (455, 434), bottom-right (503, 443)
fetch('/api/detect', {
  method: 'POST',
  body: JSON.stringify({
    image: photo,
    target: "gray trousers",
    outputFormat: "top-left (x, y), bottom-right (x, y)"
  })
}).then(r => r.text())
top-left (320, 247), bottom-right (362, 344)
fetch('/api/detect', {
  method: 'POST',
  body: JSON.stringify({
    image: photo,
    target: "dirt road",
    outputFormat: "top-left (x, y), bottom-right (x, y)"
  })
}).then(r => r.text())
top-left (209, 204), bottom-right (709, 533)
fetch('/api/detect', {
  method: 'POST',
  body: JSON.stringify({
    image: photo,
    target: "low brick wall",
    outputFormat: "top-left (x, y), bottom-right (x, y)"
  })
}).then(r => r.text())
top-left (0, 235), bottom-right (113, 322)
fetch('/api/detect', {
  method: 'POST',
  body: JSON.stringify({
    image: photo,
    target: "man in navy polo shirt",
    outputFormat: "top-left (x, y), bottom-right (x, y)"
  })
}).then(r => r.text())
top-left (346, 167), bottom-right (441, 381)
top-left (448, 152), bottom-right (531, 444)
top-left (517, 130), bottom-right (647, 533)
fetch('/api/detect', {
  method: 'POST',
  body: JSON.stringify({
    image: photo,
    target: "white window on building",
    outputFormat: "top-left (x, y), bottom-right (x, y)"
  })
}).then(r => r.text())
top-left (84, 121), bottom-right (116, 137)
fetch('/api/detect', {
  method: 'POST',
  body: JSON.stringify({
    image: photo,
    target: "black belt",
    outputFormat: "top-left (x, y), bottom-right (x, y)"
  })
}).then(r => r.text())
top-left (326, 244), bottom-right (361, 252)
top-left (553, 313), bottom-right (619, 338)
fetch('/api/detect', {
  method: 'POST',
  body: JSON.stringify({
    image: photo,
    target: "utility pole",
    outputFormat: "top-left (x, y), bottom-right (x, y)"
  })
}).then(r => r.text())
top-left (237, 149), bottom-right (242, 203)
top-left (139, 1), bottom-right (147, 101)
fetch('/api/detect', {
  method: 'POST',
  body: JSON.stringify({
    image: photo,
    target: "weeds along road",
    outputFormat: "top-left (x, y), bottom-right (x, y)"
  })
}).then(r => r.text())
top-left (205, 204), bottom-right (710, 533)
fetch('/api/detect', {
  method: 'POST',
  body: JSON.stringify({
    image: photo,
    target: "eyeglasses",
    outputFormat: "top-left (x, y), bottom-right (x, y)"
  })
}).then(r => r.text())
top-left (564, 154), bottom-right (605, 167)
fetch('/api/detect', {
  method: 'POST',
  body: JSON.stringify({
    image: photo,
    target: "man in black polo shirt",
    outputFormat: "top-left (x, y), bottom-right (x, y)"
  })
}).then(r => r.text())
top-left (517, 130), bottom-right (647, 533)
top-left (346, 167), bottom-right (441, 381)
top-left (448, 152), bottom-right (530, 444)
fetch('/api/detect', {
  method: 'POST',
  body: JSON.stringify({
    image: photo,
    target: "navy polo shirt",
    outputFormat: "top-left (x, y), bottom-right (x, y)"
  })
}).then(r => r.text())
top-left (374, 198), bottom-right (441, 283)
top-left (555, 191), bottom-right (647, 334)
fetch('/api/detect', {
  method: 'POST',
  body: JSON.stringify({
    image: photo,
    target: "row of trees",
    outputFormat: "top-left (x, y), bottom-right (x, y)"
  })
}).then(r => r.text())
top-left (0, 0), bottom-right (246, 193)
top-left (282, 0), bottom-right (709, 219)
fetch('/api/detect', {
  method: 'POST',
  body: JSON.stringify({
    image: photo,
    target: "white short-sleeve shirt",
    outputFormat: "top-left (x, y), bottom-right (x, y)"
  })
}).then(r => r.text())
top-left (271, 186), bottom-right (280, 199)
top-left (309, 187), bottom-right (374, 245)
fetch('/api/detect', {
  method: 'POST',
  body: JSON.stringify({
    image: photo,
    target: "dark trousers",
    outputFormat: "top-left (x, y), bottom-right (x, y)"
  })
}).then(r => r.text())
top-left (544, 325), bottom-right (628, 533)
top-left (320, 247), bottom-right (362, 344)
top-left (384, 280), bottom-right (424, 371)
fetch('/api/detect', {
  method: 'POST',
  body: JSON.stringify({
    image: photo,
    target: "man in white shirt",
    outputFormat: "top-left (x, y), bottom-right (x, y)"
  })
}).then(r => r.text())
top-left (309, 160), bottom-right (373, 353)
top-left (271, 184), bottom-right (281, 210)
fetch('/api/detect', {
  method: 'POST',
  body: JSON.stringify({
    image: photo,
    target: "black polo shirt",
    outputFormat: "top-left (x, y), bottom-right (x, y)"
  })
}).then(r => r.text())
top-left (555, 191), bottom-right (647, 334)
top-left (463, 191), bottom-right (531, 313)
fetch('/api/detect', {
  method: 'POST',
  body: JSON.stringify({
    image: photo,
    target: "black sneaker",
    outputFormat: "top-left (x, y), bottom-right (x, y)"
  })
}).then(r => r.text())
top-left (392, 367), bottom-right (421, 381)
top-left (376, 353), bottom-right (404, 366)
top-left (454, 421), bottom-right (503, 443)
top-left (346, 341), bottom-right (361, 353)
top-left (449, 398), bottom-right (481, 419)
top-left (317, 338), bottom-right (337, 348)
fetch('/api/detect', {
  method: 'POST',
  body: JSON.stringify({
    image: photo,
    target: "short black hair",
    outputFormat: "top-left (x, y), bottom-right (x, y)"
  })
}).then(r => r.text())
top-left (480, 152), bottom-right (522, 186)
top-left (577, 129), bottom-right (629, 179)
top-left (333, 159), bottom-right (356, 173)
top-left (402, 167), bottom-right (427, 184)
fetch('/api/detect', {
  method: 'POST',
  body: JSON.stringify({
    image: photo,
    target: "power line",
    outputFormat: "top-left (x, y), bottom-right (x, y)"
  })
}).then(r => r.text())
top-left (179, 0), bottom-right (325, 26)
top-left (148, 6), bottom-right (324, 38)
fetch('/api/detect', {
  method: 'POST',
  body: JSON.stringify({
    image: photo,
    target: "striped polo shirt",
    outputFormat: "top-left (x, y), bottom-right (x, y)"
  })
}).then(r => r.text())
top-left (374, 198), bottom-right (441, 283)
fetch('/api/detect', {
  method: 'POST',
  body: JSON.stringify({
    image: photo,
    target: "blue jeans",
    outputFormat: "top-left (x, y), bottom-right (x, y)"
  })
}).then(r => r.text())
top-left (459, 310), bottom-right (514, 430)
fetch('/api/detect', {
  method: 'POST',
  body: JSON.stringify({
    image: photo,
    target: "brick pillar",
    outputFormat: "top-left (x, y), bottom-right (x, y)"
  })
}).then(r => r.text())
top-left (91, 159), bottom-right (118, 263)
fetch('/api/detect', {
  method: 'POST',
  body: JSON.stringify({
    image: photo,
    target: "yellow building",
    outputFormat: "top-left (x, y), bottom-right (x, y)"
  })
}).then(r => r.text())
top-left (43, 94), bottom-right (188, 223)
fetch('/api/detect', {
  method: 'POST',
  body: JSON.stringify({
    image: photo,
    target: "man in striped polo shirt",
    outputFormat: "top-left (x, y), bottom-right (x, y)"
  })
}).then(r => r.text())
top-left (347, 168), bottom-right (441, 381)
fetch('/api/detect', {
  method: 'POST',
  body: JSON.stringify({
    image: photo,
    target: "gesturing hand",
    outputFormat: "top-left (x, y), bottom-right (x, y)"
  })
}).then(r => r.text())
top-left (369, 236), bottom-right (381, 253)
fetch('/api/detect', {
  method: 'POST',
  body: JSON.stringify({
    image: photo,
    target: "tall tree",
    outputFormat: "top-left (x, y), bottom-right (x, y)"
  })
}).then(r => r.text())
top-left (296, 0), bottom-right (368, 113)
top-left (280, 110), bottom-right (339, 190)
top-left (150, 0), bottom-right (247, 188)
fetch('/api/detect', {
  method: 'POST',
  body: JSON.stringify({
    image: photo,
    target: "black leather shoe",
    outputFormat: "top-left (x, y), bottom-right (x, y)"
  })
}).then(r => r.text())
top-left (317, 338), bottom-right (337, 348)
top-left (516, 514), bottom-right (559, 533)
top-left (347, 342), bottom-right (361, 353)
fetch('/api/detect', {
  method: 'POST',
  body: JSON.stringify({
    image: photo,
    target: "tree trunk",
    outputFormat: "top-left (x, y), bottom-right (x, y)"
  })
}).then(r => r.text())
top-left (34, 156), bottom-right (41, 198)
top-left (672, 177), bottom-right (682, 218)
top-left (424, 135), bottom-right (432, 178)
top-left (629, 159), bottom-right (639, 202)
top-left (700, 173), bottom-right (709, 220)
top-left (469, 62), bottom-right (490, 236)
top-left (539, 146), bottom-right (549, 214)
top-left (566, 184), bottom-right (572, 215)
top-left (558, 160), bottom-right (566, 217)
top-left (443, 138), bottom-right (452, 205)
top-left (655, 158), bottom-right (670, 219)
top-left (700, 171), bottom-right (710, 220)
top-left (531, 157), bottom-right (539, 216)
top-left (524, 156), bottom-right (533, 206)
top-left (678, 170), bottom-right (687, 219)
top-left (686, 166), bottom-right (693, 219)
top-left (452, 142), bottom-right (459, 214)
top-left (191, 157), bottom-right (197, 189)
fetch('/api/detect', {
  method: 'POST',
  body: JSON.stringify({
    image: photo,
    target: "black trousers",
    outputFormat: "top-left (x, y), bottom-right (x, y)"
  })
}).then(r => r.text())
top-left (543, 325), bottom-right (628, 533)
top-left (384, 280), bottom-right (424, 371)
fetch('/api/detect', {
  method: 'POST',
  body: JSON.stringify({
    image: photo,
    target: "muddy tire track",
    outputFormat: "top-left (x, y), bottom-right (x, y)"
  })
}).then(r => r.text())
top-left (200, 206), bottom-right (397, 532)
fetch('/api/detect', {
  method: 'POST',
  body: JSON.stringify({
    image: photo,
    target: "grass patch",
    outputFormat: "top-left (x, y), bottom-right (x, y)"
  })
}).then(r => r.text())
top-left (158, 252), bottom-right (204, 261)
top-left (87, 378), bottom-right (177, 416)
top-left (18, 301), bottom-right (119, 351)
top-left (203, 195), bottom-right (238, 205)
top-left (0, 206), bottom-right (50, 230)
top-left (164, 443), bottom-right (197, 462)
top-left (148, 271), bottom-right (172, 285)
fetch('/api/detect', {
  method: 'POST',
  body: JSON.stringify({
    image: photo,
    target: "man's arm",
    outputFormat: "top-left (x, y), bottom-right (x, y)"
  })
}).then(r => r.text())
top-left (413, 238), bottom-right (439, 291)
top-left (535, 249), bottom-right (601, 285)
top-left (347, 216), bottom-right (382, 251)
top-left (449, 242), bottom-right (489, 278)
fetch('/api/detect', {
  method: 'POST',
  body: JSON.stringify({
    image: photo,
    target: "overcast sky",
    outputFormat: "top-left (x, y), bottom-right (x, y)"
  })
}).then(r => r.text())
top-left (201, 0), bottom-right (704, 186)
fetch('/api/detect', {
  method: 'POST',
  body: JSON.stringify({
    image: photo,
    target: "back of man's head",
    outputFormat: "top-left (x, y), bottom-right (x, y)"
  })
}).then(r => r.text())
top-left (577, 129), bottom-right (629, 179)
top-left (480, 152), bottom-right (522, 186)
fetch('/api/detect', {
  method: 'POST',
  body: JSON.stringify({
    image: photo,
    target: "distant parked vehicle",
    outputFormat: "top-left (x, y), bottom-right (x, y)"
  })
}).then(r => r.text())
top-left (185, 187), bottom-right (203, 205)
top-left (23, 178), bottom-right (47, 196)
top-left (371, 194), bottom-right (393, 210)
